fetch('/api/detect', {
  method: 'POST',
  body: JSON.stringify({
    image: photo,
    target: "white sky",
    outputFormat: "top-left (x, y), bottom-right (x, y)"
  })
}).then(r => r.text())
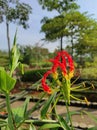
top-left (0, 0), bottom-right (97, 52)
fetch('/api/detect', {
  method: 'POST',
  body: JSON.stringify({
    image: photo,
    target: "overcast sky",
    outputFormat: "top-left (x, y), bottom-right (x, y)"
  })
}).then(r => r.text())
top-left (0, 0), bottom-right (97, 52)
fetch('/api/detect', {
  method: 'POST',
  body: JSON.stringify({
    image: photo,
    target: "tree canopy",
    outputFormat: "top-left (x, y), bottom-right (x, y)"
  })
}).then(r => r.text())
top-left (0, 0), bottom-right (32, 28)
top-left (38, 0), bottom-right (79, 13)
top-left (0, 0), bottom-right (32, 59)
top-left (39, 0), bottom-right (97, 58)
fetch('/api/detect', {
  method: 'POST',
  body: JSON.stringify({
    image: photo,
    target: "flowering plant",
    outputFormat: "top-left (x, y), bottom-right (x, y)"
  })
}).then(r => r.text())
top-left (0, 33), bottom-right (92, 130)
top-left (41, 50), bottom-right (89, 102)
top-left (40, 50), bottom-right (90, 129)
top-left (0, 33), bottom-right (45, 130)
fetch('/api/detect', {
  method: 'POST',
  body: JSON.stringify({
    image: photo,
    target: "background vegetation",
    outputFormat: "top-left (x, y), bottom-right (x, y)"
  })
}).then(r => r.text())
top-left (0, 0), bottom-right (97, 79)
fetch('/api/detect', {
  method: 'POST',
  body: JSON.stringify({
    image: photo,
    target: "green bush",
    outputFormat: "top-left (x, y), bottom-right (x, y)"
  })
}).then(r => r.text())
top-left (41, 62), bottom-right (52, 67)
top-left (30, 62), bottom-right (52, 68)
top-left (81, 67), bottom-right (97, 79)
top-left (21, 68), bottom-right (50, 82)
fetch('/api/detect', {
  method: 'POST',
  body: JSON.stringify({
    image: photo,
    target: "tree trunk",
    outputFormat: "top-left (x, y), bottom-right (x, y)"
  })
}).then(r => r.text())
top-left (71, 35), bottom-right (73, 58)
top-left (6, 20), bottom-right (11, 60)
top-left (60, 36), bottom-right (63, 51)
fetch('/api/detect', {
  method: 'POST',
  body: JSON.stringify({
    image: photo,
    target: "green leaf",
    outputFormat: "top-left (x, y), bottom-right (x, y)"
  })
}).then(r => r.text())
top-left (84, 111), bottom-right (97, 124)
top-left (10, 30), bottom-right (20, 76)
top-left (5, 125), bottom-right (10, 130)
top-left (29, 123), bottom-right (36, 130)
top-left (57, 115), bottom-right (71, 130)
top-left (0, 119), bottom-right (7, 127)
top-left (13, 107), bottom-right (24, 124)
top-left (62, 79), bottom-right (71, 104)
top-left (65, 111), bottom-right (80, 123)
top-left (12, 97), bottom-right (30, 126)
top-left (88, 127), bottom-right (97, 130)
top-left (0, 67), bottom-right (16, 93)
top-left (38, 123), bottom-right (60, 130)
top-left (23, 97), bottom-right (30, 117)
top-left (41, 92), bottom-right (56, 119)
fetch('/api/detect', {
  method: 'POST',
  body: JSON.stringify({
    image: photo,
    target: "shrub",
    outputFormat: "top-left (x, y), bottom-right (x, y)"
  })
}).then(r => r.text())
top-left (21, 68), bottom-right (50, 82)
top-left (81, 67), bottom-right (97, 79)
top-left (41, 62), bottom-right (52, 67)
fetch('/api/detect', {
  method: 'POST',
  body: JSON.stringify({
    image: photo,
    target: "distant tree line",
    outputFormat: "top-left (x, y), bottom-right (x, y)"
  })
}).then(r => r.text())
top-left (0, 0), bottom-right (97, 68)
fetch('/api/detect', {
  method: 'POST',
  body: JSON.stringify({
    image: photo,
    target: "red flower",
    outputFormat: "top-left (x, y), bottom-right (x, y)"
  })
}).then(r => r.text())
top-left (57, 51), bottom-right (74, 77)
top-left (41, 70), bottom-right (52, 94)
top-left (49, 59), bottom-right (59, 73)
top-left (41, 50), bottom-right (74, 93)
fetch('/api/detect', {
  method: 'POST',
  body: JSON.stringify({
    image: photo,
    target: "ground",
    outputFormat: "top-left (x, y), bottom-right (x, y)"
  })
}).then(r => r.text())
top-left (1, 81), bottom-right (97, 129)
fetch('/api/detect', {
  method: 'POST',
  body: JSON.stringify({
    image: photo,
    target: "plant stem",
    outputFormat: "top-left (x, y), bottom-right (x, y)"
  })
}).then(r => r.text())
top-left (65, 100), bottom-right (74, 130)
top-left (6, 93), bottom-right (15, 130)
top-left (61, 88), bottom-right (74, 130)
top-left (51, 102), bottom-right (56, 120)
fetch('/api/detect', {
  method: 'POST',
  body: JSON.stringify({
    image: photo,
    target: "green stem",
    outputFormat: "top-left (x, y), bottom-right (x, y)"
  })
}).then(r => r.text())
top-left (6, 93), bottom-right (15, 130)
top-left (61, 88), bottom-right (74, 130)
top-left (51, 102), bottom-right (56, 120)
top-left (50, 93), bottom-right (60, 120)
top-left (65, 100), bottom-right (74, 130)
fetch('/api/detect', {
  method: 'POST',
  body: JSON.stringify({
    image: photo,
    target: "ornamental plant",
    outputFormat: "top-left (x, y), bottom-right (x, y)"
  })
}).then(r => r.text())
top-left (41, 50), bottom-right (89, 104)
top-left (0, 33), bottom-right (46, 130)
top-left (40, 50), bottom-right (90, 130)
top-left (0, 32), bottom-right (93, 130)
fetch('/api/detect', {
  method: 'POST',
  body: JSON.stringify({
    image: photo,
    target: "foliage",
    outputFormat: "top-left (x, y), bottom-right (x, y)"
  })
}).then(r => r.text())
top-left (0, 0), bottom-right (32, 28)
top-left (39, 0), bottom-right (97, 58)
top-left (19, 45), bottom-right (34, 65)
top-left (1, 43), bottom-right (74, 130)
top-left (21, 68), bottom-right (50, 82)
top-left (74, 18), bottom-right (97, 58)
top-left (41, 15), bottom-right (68, 41)
top-left (0, 33), bottom-right (96, 130)
top-left (83, 111), bottom-right (97, 130)
top-left (81, 67), bottom-right (97, 79)
top-left (38, 0), bottom-right (79, 13)
top-left (41, 11), bottom-right (87, 40)
top-left (0, 33), bottom-right (48, 130)
top-left (19, 44), bottom-right (51, 65)
top-left (41, 10), bottom-right (97, 57)
top-left (0, 50), bottom-right (9, 67)
top-left (41, 62), bottom-right (52, 67)
top-left (0, 0), bottom-right (32, 58)
top-left (0, 32), bottom-right (20, 129)
top-left (39, 0), bottom-right (80, 51)
top-left (0, 67), bottom-right (16, 93)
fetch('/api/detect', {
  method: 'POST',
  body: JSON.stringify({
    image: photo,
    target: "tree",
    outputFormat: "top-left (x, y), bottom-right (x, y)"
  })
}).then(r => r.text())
top-left (39, 0), bottom-right (97, 58)
top-left (0, 0), bottom-right (32, 59)
top-left (41, 11), bottom-right (88, 53)
top-left (38, 0), bottom-right (79, 14)
top-left (19, 44), bottom-right (50, 65)
top-left (19, 45), bottom-right (33, 65)
top-left (41, 6), bottom-right (97, 57)
top-left (61, 11), bottom-right (97, 57)
top-left (74, 19), bottom-right (97, 63)
top-left (39, 0), bottom-right (79, 51)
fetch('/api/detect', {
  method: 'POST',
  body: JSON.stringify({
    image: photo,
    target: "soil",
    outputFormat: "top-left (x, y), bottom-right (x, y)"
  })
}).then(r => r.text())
top-left (11, 81), bottom-right (33, 94)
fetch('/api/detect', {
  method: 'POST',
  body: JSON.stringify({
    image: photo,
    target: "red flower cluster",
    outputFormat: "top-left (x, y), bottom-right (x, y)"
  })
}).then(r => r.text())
top-left (41, 51), bottom-right (74, 94)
